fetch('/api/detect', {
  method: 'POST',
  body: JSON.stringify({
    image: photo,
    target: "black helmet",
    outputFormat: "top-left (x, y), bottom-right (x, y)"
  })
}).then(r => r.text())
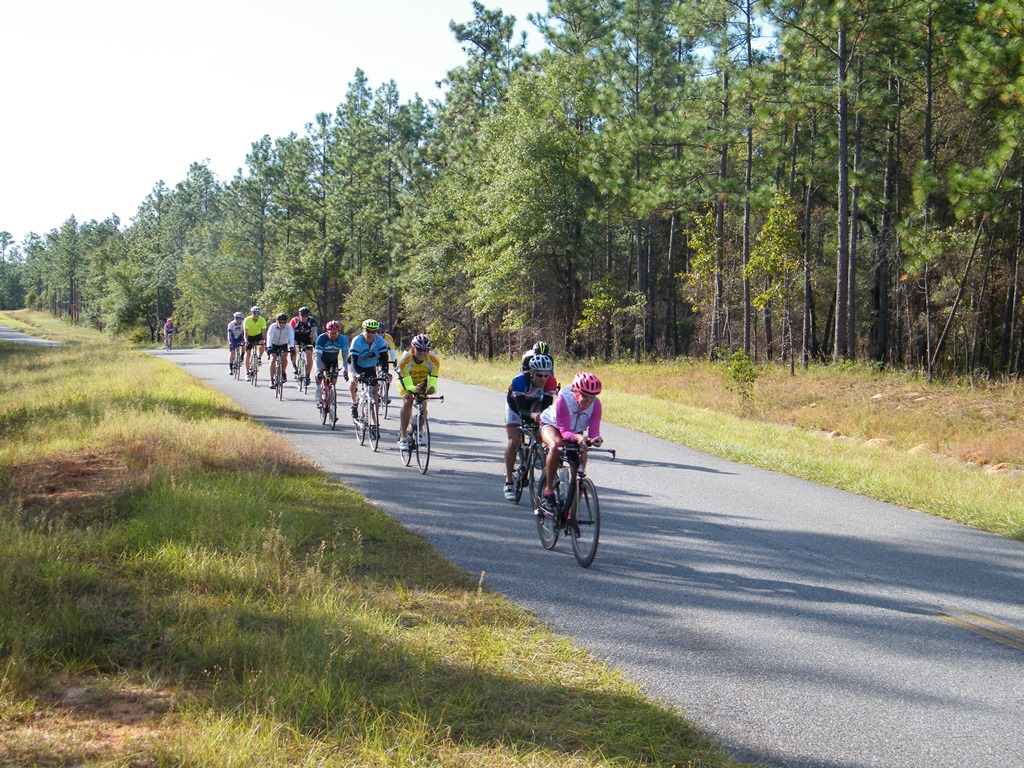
top-left (276, 312), bottom-right (288, 322)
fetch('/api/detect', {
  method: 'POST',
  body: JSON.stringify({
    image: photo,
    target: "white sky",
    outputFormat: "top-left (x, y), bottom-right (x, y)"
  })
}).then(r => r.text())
top-left (0, 0), bottom-right (546, 247)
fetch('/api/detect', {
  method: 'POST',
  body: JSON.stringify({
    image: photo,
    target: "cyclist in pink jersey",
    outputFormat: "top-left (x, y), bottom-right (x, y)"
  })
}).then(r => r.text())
top-left (536, 371), bottom-right (603, 515)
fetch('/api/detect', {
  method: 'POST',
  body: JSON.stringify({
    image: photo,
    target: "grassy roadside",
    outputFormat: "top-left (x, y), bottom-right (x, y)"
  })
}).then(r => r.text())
top-left (0, 308), bottom-right (109, 343)
top-left (0, 329), bottom-right (743, 766)
top-left (447, 356), bottom-right (1024, 542)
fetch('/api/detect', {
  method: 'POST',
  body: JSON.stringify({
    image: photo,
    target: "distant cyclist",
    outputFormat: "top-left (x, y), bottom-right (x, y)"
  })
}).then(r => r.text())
top-left (348, 319), bottom-right (390, 419)
top-left (314, 320), bottom-right (350, 409)
top-left (396, 334), bottom-right (440, 450)
top-left (289, 306), bottom-right (318, 384)
top-left (503, 353), bottom-right (557, 501)
top-left (163, 318), bottom-right (175, 350)
top-left (266, 312), bottom-right (295, 388)
top-left (226, 312), bottom-right (245, 373)
top-left (537, 372), bottom-right (604, 515)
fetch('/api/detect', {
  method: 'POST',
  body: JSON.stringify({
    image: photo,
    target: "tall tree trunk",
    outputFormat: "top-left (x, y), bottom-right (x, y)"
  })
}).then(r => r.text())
top-left (712, 68), bottom-right (729, 360)
top-left (834, 20), bottom-right (851, 361)
top-left (999, 180), bottom-right (1023, 373)
top-left (875, 59), bottom-right (899, 362)
top-left (742, 0), bottom-right (754, 355)
top-left (847, 57), bottom-right (864, 360)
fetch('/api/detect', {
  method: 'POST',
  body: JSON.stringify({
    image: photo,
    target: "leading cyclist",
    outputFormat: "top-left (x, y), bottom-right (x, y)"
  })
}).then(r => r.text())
top-left (536, 371), bottom-right (604, 515)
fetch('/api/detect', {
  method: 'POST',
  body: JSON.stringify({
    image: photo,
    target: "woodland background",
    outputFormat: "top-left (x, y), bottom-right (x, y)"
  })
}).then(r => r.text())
top-left (2, 0), bottom-right (1024, 379)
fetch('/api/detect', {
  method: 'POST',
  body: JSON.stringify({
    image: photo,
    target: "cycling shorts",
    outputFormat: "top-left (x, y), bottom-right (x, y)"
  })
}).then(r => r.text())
top-left (349, 362), bottom-right (378, 381)
top-left (245, 335), bottom-right (264, 349)
top-left (268, 343), bottom-right (290, 355)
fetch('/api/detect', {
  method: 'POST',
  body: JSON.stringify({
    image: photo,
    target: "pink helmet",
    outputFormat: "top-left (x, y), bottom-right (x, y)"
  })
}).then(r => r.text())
top-left (572, 371), bottom-right (602, 395)
top-left (325, 320), bottom-right (341, 331)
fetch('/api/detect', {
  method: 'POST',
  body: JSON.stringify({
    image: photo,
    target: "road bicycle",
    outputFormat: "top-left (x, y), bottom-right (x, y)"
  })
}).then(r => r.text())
top-left (230, 344), bottom-right (244, 380)
top-left (295, 345), bottom-right (313, 394)
top-left (246, 346), bottom-right (263, 386)
top-left (399, 394), bottom-right (443, 474)
top-left (353, 373), bottom-right (382, 451)
top-left (511, 420), bottom-right (543, 505)
top-left (271, 347), bottom-right (289, 400)
top-left (163, 331), bottom-right (173, 351)
top-left (379, 372), bottom-right (393, 420)
top-left (317, 368), bottom-right (339, 429)
top-left (535, 441), bottom-right (615, 568)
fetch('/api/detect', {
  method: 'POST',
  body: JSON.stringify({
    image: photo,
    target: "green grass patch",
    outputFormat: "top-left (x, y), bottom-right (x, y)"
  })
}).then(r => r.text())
top-left (448, 355), bottom-right (1024, 541)
top-left (0, 337), bottom-right (743, 767)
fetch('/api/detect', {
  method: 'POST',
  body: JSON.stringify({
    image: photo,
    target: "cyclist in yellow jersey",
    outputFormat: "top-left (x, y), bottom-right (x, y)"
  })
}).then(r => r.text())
top-left (242, 306), bottom-right (268, 373)
top-left (396, 334), bottom-right (440, 450)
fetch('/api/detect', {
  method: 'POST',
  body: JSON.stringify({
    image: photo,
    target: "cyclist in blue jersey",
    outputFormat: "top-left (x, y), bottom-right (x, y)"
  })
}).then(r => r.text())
top-left (348, 319), bottom-right (390, 419)
top-left (314, 320), bottom-right (350, 408)
top-left (503, 353), bottom-right (557, 500)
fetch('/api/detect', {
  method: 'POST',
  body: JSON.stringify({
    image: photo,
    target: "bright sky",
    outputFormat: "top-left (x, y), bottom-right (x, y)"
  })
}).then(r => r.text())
top-left (0, 0), bottom-right (546, 247)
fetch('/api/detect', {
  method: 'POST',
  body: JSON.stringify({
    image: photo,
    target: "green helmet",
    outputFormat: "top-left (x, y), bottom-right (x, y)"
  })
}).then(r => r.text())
top-left (362, 319), bottom-right (380, 331)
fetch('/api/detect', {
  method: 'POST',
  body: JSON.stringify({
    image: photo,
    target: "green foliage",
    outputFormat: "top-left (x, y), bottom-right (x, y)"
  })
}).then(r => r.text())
top-left (715, 347), bottom-right (759, 401)
top-left (747, 193), bottom-right (801, 310)
top-left (683, 205), bottom-right (719, 314)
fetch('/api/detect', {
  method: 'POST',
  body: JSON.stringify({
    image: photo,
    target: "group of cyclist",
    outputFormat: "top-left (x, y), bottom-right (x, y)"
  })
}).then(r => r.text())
top-left (228, 306), bottom-right (439, 452)
top-left (226, 306), bottom-right (603, 513)
top-left (504, 341), bottom-right (603, 515)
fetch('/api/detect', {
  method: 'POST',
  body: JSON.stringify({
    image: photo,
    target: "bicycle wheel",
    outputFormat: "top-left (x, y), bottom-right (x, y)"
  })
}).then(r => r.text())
top-left (571, 477), bottom-right (600, 567)
top-left (368, 396), bottom-right (380, 452)
top-left (381, 379), bottom-right (390, 420)
top-left (415, 414), bottom-right (430, 473)
top-left (528, 445), bottom-right (545, 510)
top-left (513, 442), bottom-right (532, 505)
top-left (275, 364), bottom-right (284, 400)
top-left (535, 470), bottom-right (560, 550)
top-left (400, 419), bottom-right (414, 466)
top-left (249, 358), bottom-right (259, 387)
top-left (319, 382), bottom-right (329, 425)
top-left (296, 357), bottom-right (306, 394)
top-left (328, 384), bottom-right (338, 429)
top-left (355, 395), bottom-right (367, 445)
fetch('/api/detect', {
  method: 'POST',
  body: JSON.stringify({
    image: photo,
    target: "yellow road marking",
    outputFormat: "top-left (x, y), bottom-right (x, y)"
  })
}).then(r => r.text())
top-left (937, 612), bottom-right (1024, 653)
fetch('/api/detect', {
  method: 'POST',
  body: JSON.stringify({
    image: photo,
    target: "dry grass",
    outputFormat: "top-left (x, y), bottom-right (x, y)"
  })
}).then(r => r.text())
top-left (451, 354), bottom-right (1024, 470)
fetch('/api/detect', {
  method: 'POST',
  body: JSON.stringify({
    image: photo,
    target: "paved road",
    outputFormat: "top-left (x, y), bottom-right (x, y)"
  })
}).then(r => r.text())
top-left (161, 348), bottom-right (1024, 768)
top-left (0, 321), bottom-right (60, 345)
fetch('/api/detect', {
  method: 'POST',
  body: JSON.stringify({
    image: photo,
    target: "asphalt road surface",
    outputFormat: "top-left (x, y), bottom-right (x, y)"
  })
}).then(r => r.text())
top-left (161, 347), bottom-right (1023, 768)
top-left (0, 321), bottom-right (60, 345)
